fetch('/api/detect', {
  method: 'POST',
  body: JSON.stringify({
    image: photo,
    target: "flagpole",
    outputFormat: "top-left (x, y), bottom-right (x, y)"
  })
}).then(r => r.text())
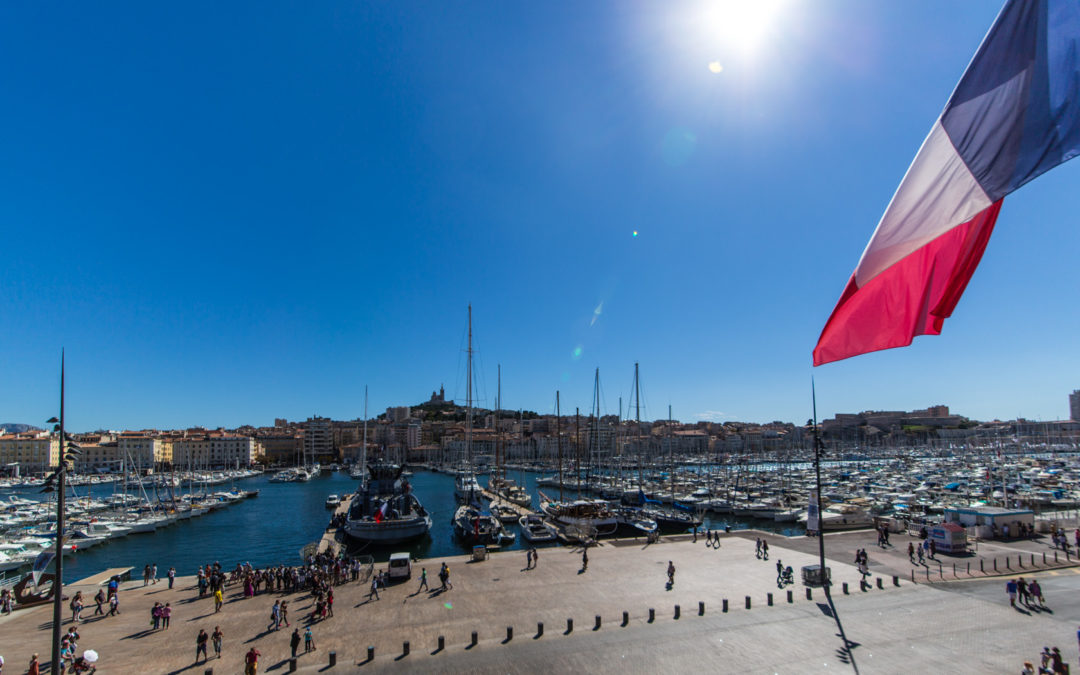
top-left (811, 377), bottom-right (827, 586)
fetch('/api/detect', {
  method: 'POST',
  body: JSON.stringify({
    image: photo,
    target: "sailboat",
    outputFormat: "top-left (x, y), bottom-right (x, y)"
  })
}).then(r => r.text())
top-left (344, 386), bottom-right (433, 545)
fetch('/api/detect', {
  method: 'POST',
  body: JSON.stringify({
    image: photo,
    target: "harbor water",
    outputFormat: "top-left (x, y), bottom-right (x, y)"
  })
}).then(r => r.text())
top-left (3, 469), bottom-right (805, 581)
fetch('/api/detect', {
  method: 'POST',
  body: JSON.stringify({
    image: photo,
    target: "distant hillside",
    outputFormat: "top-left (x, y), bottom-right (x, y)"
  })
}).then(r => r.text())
top-left (0, 423), bottom-right (41, 433)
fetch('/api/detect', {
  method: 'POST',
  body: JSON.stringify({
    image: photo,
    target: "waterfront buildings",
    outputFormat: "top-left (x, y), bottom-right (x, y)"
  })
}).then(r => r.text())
top-left (0, 432), bottom-right (59, 474)
top-left (1070, 389), bottom-right (1080, 422)
top-left (172, 432), bottom-right (256, 468)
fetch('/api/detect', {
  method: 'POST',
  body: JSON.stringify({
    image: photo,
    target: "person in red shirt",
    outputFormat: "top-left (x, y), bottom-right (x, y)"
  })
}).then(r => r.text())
top-left (244, 647), bottom-right (260, 675)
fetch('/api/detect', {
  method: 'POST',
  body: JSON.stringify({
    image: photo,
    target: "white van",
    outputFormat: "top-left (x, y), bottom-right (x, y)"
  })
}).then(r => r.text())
top-left (387, 552), bottom-right (412, 581)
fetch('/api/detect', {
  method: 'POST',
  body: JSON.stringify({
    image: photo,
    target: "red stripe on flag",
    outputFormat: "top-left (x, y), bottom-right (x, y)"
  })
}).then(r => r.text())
top-left (813, 200), bottom-right (1002, 366)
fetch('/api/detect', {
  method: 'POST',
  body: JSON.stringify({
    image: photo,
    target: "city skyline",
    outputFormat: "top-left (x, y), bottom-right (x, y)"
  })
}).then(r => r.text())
top-left (2, 2), bottom-right (1079, 430)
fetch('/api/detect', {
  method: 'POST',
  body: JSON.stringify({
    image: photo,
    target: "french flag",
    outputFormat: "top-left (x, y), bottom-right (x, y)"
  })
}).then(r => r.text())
top-left (814, 0), bottom-right (1080, 366)
top-left (374, 501), bottom-right (389, 524)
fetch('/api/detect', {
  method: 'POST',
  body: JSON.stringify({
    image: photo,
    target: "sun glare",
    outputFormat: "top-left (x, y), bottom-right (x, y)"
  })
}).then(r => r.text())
top-left (700, 0), bottom-right (789, 57)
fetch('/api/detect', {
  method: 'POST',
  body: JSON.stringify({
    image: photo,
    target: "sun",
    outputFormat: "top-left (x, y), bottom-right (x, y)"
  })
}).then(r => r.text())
top-left (700, 0), bottom-right (789, 57)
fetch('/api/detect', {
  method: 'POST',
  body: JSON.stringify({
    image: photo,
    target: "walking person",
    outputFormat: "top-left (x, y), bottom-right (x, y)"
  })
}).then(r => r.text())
top-left (526, 549), bottom-right (533, 569)
top-left (212, 626), bottom-right (223, 659)
top-left (151, 563), bottom-right (158, 585)
top-left (269, 600), bottom-right (281, 631)
top-left (908, 542), bottom-right (915, 563)
top-left (28, 654), bottom-right (39, 675)
top-left (151, 602), bottom-right (161, 630)
top-left (168, 567), bottom-right (176, 589)
top-left (213, 587), bottom-right (224, 613)
top-left (1029, 579), bottom-right (1045, 608)
top-left (161, 602), bottom-right (172, 629)
top-left (290, 629), bottom-right (301, 658)
top-left (532, 547), bottom-right (538, 568)
top-left (108, 592), bottom-right (119, 616)
top-left (244, 647), bottom-right (260, 675)
top-left (143, 564), bottom-right (151, 586)
top-left (776, 559), bottom-right (784, 585)
top-left (1018, 577), bottom-right (1030, 606)
top-left (1006, 578), bottom-right (1018, 607)
top-left (755, 538), bottom-right (762, 559)
top-left (762, 539), bottom-right (769, 560)
top-left (93, 589), bottom-right (105, 616)
top-left (70, 591), bottom-right (83, 624)
top-left (667, 561), bottom-right (675, 586)
top-left (369, 575), bottom-right (380, 601)
top-left (304, 626), bottom-right (316, 652)
top-left (196, 629), bottom-right (209, 663)
top-left (582, 547), bottom-right (588, 572)
top-left (417, 568), bottom-right (428, 591)
top-left (280, 600), bottom-right (290, 627)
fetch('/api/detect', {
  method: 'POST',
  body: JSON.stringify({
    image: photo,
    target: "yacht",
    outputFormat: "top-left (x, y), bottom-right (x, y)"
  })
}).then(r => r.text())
top-left (325, 494), bottom-right (341, 509)
top-left (344, 463), bottom-right (432, 545)
top-left (518, 514), bottom-right (558, 543)
top-left (538, 492), bottom-right (618, 537)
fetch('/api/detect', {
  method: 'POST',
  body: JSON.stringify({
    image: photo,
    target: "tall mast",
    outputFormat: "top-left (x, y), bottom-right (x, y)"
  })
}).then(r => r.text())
top-left (593, 368), bottom-right (601, 489)
top-left (362, 385), bottom-right (368, 475)
top-left (466, 304), bottom-right (473, 467)
top-left (575, 407), bottom-right (581, 500)
top-left (669, 404), bottom-right (674, 508)
top-left (634, 363), bottom-right (643, 495)
top-left (496, 364), bottom-right (501, 476)
top-left (556, 391), bottom-right (563, 502)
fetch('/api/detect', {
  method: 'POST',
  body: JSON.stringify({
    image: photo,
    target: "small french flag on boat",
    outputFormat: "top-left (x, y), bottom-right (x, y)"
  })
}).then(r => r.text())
top-left (374, 501), bottom-right (389, 524)
top-left (814, 0), bottom-right (1080, 366)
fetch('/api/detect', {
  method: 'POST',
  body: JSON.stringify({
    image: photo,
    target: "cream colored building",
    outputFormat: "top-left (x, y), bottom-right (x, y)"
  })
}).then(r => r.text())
top-left (172, 434), bottom-right (256, 468)
top-left (0, 433), bottom-right (60, 475)
top-left (117, 433), bottom-right (169, 470)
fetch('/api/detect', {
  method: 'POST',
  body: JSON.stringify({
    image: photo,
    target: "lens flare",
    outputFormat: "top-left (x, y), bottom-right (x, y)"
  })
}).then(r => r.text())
top-left (708, 61), bottom-right (723, 73)
top-left (572, 346), bottom-right (583, 360)
top-left (632, 230), bottom-right (639, 237)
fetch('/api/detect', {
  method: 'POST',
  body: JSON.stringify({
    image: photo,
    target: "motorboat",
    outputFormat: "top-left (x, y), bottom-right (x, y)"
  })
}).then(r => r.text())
top-left (344, 463), bottom-right (432, 545)
top-left (325, 494), bottom-right (341, 509)
top-left (518, 514), bottom-right (558, 543)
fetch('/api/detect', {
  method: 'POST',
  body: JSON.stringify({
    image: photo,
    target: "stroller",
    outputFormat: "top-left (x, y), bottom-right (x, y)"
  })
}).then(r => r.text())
top-left (780, 566), bottom-right (794, 585)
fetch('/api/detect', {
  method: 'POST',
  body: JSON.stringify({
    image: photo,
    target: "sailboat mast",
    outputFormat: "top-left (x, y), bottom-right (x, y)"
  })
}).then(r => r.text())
top-left (575, 407), bottom-right (581, 500)
top-left (669, 404), bottom-right (674, 507)
top-left (634, 363), bottom-right (643, 494)
top-left (497, 364), bottom-right (501, 477)
top-left (362, 385), bottom-right (368, 476)
top-left (557, 391), bottom-right (563, 502)
top-left (466, 304), bottom-right (473, 468)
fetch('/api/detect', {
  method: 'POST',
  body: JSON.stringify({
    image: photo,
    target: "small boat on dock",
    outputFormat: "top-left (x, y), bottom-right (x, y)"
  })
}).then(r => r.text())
top-left (518, 514), bottom-right (557, 543)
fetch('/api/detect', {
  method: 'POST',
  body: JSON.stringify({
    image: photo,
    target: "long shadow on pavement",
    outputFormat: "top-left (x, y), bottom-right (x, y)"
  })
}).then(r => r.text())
top-left (819, 587), bottom-right (860, 675)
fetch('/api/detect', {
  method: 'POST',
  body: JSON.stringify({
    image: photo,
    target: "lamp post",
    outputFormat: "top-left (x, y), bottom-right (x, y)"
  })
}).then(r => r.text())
top-left (44, 351), bottom-right (81, 675)
top-left (811, 379), bottom-right (827, 584)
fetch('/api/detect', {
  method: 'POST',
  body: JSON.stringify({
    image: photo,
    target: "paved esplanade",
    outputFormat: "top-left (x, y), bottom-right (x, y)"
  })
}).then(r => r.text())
top-left (0, 531), bottom-right (1075, 673)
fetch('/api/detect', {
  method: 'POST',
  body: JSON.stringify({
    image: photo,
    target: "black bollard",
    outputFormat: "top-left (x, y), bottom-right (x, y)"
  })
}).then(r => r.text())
top-left (892, 575), bottom-right (899, 587)
top-left (648, 608), bottom-right (655, 622)
top-left (367, 646), bottom-right (375, 662)
top-left (289, 658), bottom-right (297, 672)
top-left (594, 615), bottom-right (601, 630)
top-left (401, 642), bottom-right (408, 658)
top-left (1018, 556), bottom-right (1023, 568)
top-left (623, 611), bottom-right (629, 626)
top-left (1055, 551), bottom-right (1059, 563)
top-left (329, 650), bottom-right (337, 667)
top-left (1031, 553), bottom-right (1035, 567)
top-left (876, 577), bottom-right (883, 589)
top-left (566, 618), bottom-right (573, 634)
top-left (842, 582), bottom-right (849, 595)
top-left (507, 626), bottom-right (513, 641)
top-left (674, 605), bottom-right (680, 620)
top-left (980, 559), bottom-right (984, 572)
top-left (471, 631), bottom-right (478, 647)
top-left (1043, 552), bottom-right (1047, 564)
top-left (787, 589), bottom-right (793, 603)
top-left (204, 670), bottom-right (213, 675)
top-left (722, 598), bottom-right (728, 613)
top-left (698, 601), bottom-right (704, 616)
top-left (745, 596), bottom-right (751, 610)
top-left (994, 558), bottom-right (998, 571)
top-left (536, 622), bottom-right (543, 638)
top-left (805, 588), bottom-right (812, 600)
top-left (767, 592), bottom-right (773, 606)
top-left (438, 635), bottom-right (445, 652)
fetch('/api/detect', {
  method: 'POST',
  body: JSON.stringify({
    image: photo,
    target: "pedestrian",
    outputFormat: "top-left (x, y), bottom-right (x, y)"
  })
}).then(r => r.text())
top-left (168, 566), bottom-right (176, 589)
top-left (290, 629), bottom-right (301, 658)
top-left (108, 593), bottom-right (119, 616)
top-left (151, 563), bottom-right (158, 585)
top-left (1051, 646), bottom-right (1064, 674)
top-left (214, 587), bottom-right (224, 613)
top-left (244, 647), bottom-right (260, 675)
top-left (532, 547), bottom-right (538, 567)
top-left (1018, 577), bottom-right (1030, 606)
top-left (304, 626), bottom-right (316, 652)
top-left (929, 540), bottom-right (936, 559)
top-left (755, 538), bottom-right (762, 558)
top-left (440, 563), bottom-right (452, 590)
top-left (280, 600), bottom-right (290, 627)
top-left (762, 540), bottom-right (769, 560)
top-left (667, 561), bottom-right (675, 586)
top-left (1030, 579), bottom-right (1045, 607)
top-left (28, 654), bottom-right (39, 675)
top-left (917, 544), bottom-right (924, 564)
top-left (776, 559), bottom-right (784, 585)
top-left (196, 629), bottom-right (209, 663)
top-left (151, 602), bottom-right (161, 630)
top-left (526, 549), bottom-right (533, 569)
top-left (908, 542), bottom-right (915, 562)
top-left (369, 576), bottom-right (380, 601)
top-left (582, 547), bottom-right (588, 572)
top-left (269, 600), bottom-right (280, 631)
top-left (161, 602), bottom-right (172, 629)
top-left (70, 591), bottom-right (83, 624)
top-left (1006, 578), bottom-right (1018, 607)
top-left (418, 568), bottom-right (428, 591)
top-left (693, 527), bottom-right (697, 543)
top-left (93, 589), bottom-right (105, 616)
top-left (212, 626), bottom-right (223, 659)
top-left (143, 564), bottom-right (151, 586)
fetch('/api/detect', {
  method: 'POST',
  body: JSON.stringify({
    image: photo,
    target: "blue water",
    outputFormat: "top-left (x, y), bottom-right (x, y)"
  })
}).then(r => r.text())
top-left (3, 468), bottom-right (804, 581)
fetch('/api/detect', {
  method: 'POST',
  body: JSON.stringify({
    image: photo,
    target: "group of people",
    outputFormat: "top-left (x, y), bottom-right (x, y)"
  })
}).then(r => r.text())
top-left (194, 626), bottom-right (224, 663)
top-left (908, 538), bottom-right (936, 564)
top-left (1050, 528), bottom-right (1073, 553)
top-left (702, 528), bottom-right (724, 548)
top-left (1005, 576), bottom-right (1047, 609)
top-left (1020, 645), bottom-right (1067, 674)
top-left (854, 548), bottom-right (870, 577)
top-left (755, 537), bottom-right (770, 560)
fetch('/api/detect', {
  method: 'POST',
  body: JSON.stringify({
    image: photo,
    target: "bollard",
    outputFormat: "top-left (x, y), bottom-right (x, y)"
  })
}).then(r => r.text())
top-left (204, 670), bottom-right (213, 675)
top-left (1031, 553), bottom-right (1035, 567)
top-left (806, 588), bottom-right (812, 600)
top-left (1055, 551), bottom-right (1059, 563)
top-left (722, 599), bottom-right (728, 613)
top-left (536, 622), bottom-right (543, 638)
top-left (893, 575), bottom-right (899, 587)
top-left (1006, 557), bottom-right (1011, 569)
top-left (787, 589), bottom-right (793, 603)
top-left (674, 605), bottom-right (681, 620)
top-left (438, 635), bottom-right (445, 652)
top-left (925, 568), bottom-right (930, 580)
top-left (911, 569), bottom-right (915, 583)
top-left (1018, 556), bottom-right (1024, 568)
top-left (330, 650), bottom-right (337, 667)
top-left (507, 626), bottom-right (513, 641)
top-left (289, 658), bottom-right (297, 673)
top-left (745, 596), bottom-right (751, 610)
top-left (842, 582), bottom-right (849, 595)
top-left (767, 592), bottom-right (773, 606)
top-left (367, 646), bottom-right (375, 662)
top-left (400, 643), bottom-right (407, 658)
top-left (622, 611), bottom-right (629, 626)
top-left (967, 562), bottom-right (970, 575)
top-left (876, 577), bottom-right (883, 589)
top-left (953, 563), bottom-right (956, 576)
top-left (471, 631), bottom-right (478, 647)
top-left (566, 618), bottom-right (573, 634)
top-left (994, 558), bottom-right (998, 571)
top-left (595, 615), bottom-right (601, 630)
top-left (698, 601), bottom-right (705, 616)
top-left (649, 608), bottom-right (655, 622)
top-left (1043, 552), bottom-right (1047, 565)
top-left (980, 559), bottom-right (984, 572)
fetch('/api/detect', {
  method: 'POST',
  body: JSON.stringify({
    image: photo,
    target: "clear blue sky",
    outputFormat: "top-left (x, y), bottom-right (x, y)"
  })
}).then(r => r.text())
top-left (2, 1), bottom-right (1077, 431)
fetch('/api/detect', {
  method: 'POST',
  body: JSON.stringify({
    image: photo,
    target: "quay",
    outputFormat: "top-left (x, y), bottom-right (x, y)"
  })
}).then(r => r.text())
top-left (316, 494), bottom-right (354, 556)
top-left (2, 528), bottom-right (1078, 672)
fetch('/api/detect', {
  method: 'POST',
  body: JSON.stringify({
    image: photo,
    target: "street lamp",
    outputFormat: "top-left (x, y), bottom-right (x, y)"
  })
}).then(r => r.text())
top-left (40, 352), bottom-right (81, 675)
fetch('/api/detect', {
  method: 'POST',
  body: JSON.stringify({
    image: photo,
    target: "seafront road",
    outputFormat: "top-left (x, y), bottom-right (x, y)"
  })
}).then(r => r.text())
top-left (0, 529), bottom-right (1075, 673)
